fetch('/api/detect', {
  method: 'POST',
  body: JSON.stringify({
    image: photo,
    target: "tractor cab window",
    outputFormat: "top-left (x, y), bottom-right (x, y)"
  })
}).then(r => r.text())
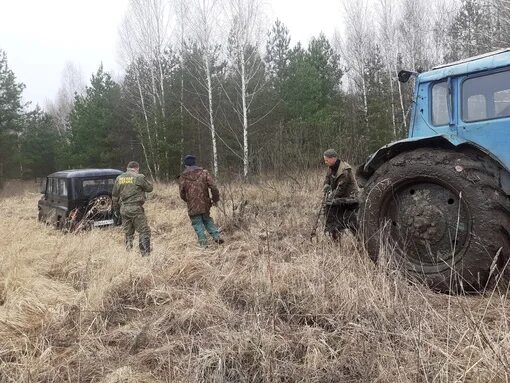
top-left (431, 81), bottom-right (449, 126)
top-left (462, 70), bottom-right (510, 122)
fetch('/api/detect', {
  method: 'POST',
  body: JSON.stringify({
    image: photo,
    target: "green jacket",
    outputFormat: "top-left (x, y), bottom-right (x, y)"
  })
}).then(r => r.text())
top-left (112, 170), bottom-right (153, 209)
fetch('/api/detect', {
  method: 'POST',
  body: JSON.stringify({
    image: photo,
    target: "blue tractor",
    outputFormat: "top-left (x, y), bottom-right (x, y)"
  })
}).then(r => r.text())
top-left (358, 49), bottom-right (510, 292)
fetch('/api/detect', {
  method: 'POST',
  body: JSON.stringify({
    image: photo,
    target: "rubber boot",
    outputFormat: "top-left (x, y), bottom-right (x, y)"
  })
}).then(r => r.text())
top-left (139, 237), bottom-right (151, 257)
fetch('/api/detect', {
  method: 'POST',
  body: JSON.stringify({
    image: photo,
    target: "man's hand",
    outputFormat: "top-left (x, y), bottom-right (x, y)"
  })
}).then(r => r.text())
top-left (112, 208), bottom-right (121, 225)
top-left (323, 184), bottom-right (332, 194)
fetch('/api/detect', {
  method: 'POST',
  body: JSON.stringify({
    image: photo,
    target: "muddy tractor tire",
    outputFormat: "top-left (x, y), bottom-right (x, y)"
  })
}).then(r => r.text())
top-left (359, 148), bottom-right (510, 292)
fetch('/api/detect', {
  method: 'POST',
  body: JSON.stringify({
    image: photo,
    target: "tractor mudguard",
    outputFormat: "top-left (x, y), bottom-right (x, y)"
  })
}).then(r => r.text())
top-left (357, 134), bottom-right (510, 195)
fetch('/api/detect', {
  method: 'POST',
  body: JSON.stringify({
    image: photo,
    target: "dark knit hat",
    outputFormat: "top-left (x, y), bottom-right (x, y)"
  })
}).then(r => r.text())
top-left (183, 155), bottom-right (196, 167)
top-left (323, 149), bottom-right (338, 158)
top-left (127, 161), bottom-right (140, 169)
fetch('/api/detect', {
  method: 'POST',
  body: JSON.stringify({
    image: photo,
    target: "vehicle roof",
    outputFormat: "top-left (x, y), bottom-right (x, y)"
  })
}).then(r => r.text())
top-left (419, 48), bottom-right (510, 83)
top-left (47, 168), bottom-right (123, 178)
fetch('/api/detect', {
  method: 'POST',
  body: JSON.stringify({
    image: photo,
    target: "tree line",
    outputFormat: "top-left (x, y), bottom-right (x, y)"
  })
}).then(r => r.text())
top-left (1, 0), bottom-right (509, 185)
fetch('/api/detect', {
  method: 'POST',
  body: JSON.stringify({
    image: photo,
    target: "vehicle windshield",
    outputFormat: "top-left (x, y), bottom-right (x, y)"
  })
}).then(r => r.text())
top-left (73, 177), bottom-right (116, 199)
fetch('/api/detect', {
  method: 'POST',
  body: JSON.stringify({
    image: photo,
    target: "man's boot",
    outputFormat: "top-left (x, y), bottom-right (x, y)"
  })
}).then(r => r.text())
top-left (139, 237), bottom-right (151, 257)
top-left (125, 235), bottom-right (134, 251)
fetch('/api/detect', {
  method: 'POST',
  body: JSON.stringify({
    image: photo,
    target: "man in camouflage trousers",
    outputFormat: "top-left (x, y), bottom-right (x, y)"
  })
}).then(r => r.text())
top-left (179, 155), bottom-right (224, 247)
top-left (322, 149), bottom-right (360, 240)
top-left (112, 161), bottom-right (153, 256)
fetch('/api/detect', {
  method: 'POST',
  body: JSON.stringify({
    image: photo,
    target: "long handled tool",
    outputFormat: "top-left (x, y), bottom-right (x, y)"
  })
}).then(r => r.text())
top-left (310, 193), bottom-right (328, 241)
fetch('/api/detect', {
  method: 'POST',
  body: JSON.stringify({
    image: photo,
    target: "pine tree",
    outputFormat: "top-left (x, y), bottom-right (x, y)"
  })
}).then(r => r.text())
top-left (68, 65), bottom-right (122, 168)
top-left (19, 107), bottom-right (61, 178)
top-left (0, 50), bottom-right (25, 182)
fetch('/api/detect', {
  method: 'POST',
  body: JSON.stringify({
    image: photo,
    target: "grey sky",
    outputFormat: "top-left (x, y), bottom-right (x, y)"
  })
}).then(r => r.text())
top-left (0, 0), bottom-right (342, 107)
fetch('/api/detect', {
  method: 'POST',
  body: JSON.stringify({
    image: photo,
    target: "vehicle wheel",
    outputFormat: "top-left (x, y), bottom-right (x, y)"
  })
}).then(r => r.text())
top-left (87, 193), bottom-right (113, 218)
top-left (359, 148), bottom-right (510, 292)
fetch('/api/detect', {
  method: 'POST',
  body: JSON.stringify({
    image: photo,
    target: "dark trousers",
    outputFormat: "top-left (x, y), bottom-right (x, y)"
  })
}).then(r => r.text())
top-left (121, 204), bottom-right (151, 255)
top-left (324, 206), bottom-right (358, 240)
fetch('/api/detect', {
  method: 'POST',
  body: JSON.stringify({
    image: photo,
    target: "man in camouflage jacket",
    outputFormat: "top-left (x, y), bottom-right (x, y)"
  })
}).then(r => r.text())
top-left (179, 155), bottom-right (224, 247)
top-left (322, 149), bottom-right (360, 240)
top-left (112, 161), bottom-right (153, 256)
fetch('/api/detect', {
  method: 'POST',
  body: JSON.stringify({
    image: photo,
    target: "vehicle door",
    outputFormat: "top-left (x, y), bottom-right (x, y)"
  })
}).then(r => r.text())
top-left (54, 178), bottom-right (70, 225)
top-left (38, 177), bottom-right (51, 221)
top-left (39, 177), bottom-right (59, 224)
top-left (455, 69), bottom-right (510, 167)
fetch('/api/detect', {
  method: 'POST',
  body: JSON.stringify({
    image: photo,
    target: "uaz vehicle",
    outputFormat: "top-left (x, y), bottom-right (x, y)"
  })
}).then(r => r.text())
top-left (358, 49), bottom-right (510, 292)
top-left (38, 168), bottom-right (122, 231)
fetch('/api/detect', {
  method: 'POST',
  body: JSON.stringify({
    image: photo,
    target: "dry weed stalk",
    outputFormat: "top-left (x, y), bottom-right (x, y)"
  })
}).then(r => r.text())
top-left (0, 176), bottom-right (509, 382)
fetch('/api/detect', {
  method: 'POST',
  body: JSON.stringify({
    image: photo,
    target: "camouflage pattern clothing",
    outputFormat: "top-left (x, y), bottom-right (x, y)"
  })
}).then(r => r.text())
top-left (323, 160), bottom-right (360, 239)
top-left (179, 166), bottom-right (222, 246)
top-left (112, 170), bottom-right (153, 255)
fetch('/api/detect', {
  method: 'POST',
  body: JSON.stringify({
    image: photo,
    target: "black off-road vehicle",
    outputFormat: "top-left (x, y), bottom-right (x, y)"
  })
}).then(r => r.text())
top-left (38, 168), bottom-right (122, 231)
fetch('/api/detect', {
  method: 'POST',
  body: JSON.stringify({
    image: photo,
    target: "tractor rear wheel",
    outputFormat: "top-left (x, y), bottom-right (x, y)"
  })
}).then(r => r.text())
top-left (359, 148), bottom-right (510, 292)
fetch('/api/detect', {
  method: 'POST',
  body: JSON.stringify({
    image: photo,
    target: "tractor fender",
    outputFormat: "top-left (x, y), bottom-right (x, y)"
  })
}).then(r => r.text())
top-left (357, 135), bottom-right (510, 195)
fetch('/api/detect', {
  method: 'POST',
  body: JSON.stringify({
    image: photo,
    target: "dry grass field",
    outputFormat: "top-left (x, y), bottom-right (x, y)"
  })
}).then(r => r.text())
top-left (1, 174), bottom-right (510, 382)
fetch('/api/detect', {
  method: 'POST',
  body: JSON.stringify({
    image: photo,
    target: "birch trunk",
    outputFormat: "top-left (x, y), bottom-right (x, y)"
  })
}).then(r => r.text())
top-left (241, 49), bottom-right (249, 177)
top-left (205, 55), bottom-right (219, 177)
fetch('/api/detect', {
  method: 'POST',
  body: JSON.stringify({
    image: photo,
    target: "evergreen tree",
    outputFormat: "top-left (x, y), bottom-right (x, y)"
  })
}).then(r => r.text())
top-left (0, 50), bottom-right (25, 182)
top-left (265, 20), bottom-right (291, 93)
top-left (19, 108), bottom-right (61, 178)
top-left (68, 65), bottom-right (122, 168)
top-left (307, 34), bottom-right (342, 108)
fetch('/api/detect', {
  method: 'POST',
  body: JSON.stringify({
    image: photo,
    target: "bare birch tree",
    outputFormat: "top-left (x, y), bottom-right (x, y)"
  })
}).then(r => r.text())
top-left (119, 0), bottom-right (175, 180)
top-left (224, 0), bottom-right (266, 176)
top-left (339, 0), bottom-right (372, 131)
top-left (178, 0), bottom-right (224, 177)
top-left (376, 0), bottom-right (399, 138)
top-left (46, 62), bottom-right (85, 137)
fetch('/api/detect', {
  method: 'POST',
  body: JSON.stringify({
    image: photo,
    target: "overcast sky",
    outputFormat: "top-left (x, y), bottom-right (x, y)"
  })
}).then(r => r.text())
top-left (0, 0), bottom-right (342, 108)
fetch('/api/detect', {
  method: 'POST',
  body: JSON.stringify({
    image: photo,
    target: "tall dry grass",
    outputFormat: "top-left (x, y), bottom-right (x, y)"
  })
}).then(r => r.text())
top-left (1, 174), bottom-right (510, 382)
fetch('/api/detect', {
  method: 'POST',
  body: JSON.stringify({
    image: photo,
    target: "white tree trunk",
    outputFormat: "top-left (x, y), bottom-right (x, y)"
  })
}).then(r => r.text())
top-left (205, 55), bottom-right (219, 177)
top-left (241, 49), bottom-right (249, 177)
top-left (361, 64), bottom-right (369, 130)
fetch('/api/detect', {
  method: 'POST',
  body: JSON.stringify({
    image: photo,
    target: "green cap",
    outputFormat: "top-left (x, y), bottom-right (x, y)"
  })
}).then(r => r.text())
top-left (323, 149), bottom-right (338, 158)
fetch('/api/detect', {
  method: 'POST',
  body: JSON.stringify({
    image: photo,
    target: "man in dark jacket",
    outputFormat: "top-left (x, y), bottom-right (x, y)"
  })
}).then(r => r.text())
top-left (179, 155), bottom-right (224, 247)
top-left (322, 149), bottom-right (360, 240)
top-left (112, 161), bottom-right (153, 256)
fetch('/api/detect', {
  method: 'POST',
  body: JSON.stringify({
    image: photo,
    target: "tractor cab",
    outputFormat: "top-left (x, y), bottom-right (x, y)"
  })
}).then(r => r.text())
top-left (409, 48), bottom-right (510, 175)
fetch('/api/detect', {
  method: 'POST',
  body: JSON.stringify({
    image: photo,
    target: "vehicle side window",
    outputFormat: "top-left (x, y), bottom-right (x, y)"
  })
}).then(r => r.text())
top-left (47, 178), bottom-right (58, 195)
top-left (58, 179), bottom-right (68, 197)
top-left (462, 70), bottom-right (510, 122)
top-left (466, 94), bottom-right (487, 121)
top-left (494, 89), bottom-right (510, 117)
top-left (431, 81), bottom-right (449, 126)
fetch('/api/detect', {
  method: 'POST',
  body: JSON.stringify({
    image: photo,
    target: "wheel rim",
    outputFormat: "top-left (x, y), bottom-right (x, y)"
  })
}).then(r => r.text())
top-left (90, 195), bottom-right (112, 214)
top-left (379, 177), bottom-right (471, 266)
